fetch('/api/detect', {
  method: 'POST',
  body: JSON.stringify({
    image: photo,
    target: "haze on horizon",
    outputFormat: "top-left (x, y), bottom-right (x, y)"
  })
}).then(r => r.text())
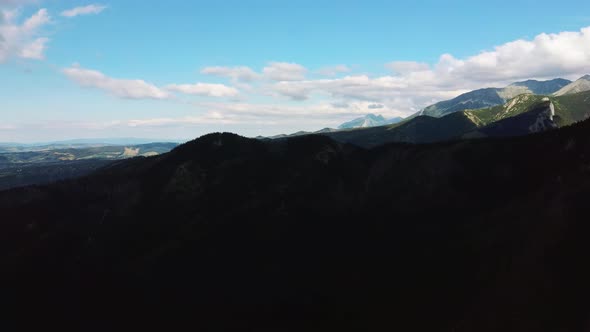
top-left (1, 0), bottom-right (590, 142)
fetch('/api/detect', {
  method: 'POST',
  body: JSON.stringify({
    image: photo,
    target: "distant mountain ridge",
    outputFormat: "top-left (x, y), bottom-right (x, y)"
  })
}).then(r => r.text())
top-left (259, 114), bottom-right (403, 141)
top-left (554, 75), bottom-right (590, 96)
top-left (261, 78), bottom-right (590, 148)
top-left (338, 114), bottom-right (404, 129)
top-left (510, 78), bottom-right (573, 95)
top-left (322, 90), bottom-right (590, 147)
top-left (415, 78), bottom-right (571, 118)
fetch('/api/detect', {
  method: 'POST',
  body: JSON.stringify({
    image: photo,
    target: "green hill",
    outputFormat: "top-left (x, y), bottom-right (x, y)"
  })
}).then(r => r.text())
top-left (464, 94), bottom-right (550, 126)
top-left (553, 90), bottom-right (590, 124)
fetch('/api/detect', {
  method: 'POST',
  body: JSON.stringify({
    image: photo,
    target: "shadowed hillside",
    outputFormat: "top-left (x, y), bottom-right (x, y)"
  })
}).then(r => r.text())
top-left (2, 121), bottom-right (590, 331)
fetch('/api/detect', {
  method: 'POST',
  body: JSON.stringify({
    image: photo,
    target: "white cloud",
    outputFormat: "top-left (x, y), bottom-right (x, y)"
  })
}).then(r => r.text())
top-left (201, 66), bottom-right (259, 82)
top-left (263, 62), bottom-right (307, 81)
top-left (201, 63), bottom-right (347, 82)
top-left (23, 7), bottom-right (49, 29)
top-left (201, 63), bottom-right (311, 82)
top-left (166, 83), bottom-right (239, 97)
top-left (384, 26), bottom-right (590, 90)
top-left (273, 75), bottom-right (409, 100)
top-left (63, 64), bottom-right (239, 100)
top-left (317, 65), bottom-right (351, 77)
top-left (438, 27), bottom-right (590, 82)
top-left (63, 65), bottom-right (171, 99)
top-left (0, 8), bottom-right (50, 62)
top-left (61, 4), bottom-right (107, 18)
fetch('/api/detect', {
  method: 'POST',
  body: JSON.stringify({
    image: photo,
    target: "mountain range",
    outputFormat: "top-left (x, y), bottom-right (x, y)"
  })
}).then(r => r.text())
top-left (312, 76), bottom-right (590, 148)
top-left (413, 78), bottom-right (572, 118)
top-left (322, 92), bottom-right (590, 147)
top-left (266, 76), bottom-right (589, 147)
top-left (261, 115), bottom-right (402, 139)
top-left (554, 75), bottom-right (590, 96)
top-left (337, 114), bottom-right (404, 129)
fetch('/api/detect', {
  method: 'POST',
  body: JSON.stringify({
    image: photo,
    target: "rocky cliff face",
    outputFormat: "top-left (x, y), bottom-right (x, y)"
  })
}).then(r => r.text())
top-left (463, 100), bottom-right (558, 138)
top-left (528, 100), bottom-right (557, 133)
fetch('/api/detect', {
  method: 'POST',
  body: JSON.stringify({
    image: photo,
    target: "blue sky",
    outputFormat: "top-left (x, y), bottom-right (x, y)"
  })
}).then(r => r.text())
top-left (1, 0), bottom-right (590, 142)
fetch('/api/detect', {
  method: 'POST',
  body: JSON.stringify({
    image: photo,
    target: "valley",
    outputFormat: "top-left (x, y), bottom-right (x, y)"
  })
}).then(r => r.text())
top-left (0, 142), bottom-right (177, 190)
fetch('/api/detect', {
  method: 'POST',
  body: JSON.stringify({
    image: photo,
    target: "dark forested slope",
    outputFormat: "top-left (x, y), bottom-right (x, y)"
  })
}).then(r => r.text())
top-left (2, 121), bottom-right (590, 331)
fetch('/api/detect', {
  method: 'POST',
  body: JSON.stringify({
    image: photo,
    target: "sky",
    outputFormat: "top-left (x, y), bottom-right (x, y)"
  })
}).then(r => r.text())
top-left (1, 0), bottom-right (590, 142)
